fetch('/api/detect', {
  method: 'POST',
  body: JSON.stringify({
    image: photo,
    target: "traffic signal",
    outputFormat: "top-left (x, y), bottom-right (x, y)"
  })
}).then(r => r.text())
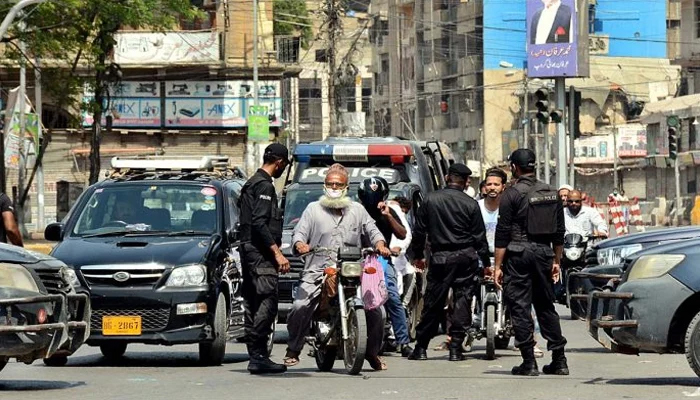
top-left (535, 89), bottom-right (550, 124)
top-left (668, 126), bottom-right (679, 160)
top-left (550, 109), bottom-right (563, 123)
top-left (566, 89), bottom-right (582, 139)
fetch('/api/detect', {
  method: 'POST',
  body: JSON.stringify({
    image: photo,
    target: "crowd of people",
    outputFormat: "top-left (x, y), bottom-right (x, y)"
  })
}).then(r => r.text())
top-left (237, 143), bottom-right (612, 376)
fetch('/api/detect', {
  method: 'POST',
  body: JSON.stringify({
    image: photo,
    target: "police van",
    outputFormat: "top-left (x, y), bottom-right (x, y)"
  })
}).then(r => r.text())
top-left (277, 137), bottom-right (454, 332)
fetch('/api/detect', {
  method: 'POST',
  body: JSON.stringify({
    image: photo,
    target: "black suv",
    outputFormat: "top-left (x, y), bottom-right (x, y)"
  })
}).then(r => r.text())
top-left (44, 156), bottom-right (252, 365)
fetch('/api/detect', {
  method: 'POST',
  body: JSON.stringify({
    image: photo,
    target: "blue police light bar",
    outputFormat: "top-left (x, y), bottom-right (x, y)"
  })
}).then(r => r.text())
top-left (293, 143), bottom-right (413, 164)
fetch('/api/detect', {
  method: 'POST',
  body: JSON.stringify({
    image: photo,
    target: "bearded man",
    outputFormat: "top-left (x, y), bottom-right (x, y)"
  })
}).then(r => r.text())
top-left (283, 163), bottom-right (392, 370)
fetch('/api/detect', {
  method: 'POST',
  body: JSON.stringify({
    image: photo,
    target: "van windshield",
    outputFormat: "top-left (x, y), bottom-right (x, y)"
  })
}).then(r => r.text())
top-left (71, 184), bottom-right (219, 237)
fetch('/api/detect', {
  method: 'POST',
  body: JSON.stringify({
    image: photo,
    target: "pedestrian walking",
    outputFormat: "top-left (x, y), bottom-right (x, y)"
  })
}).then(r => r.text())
top-left (407, 163), bottom-right (490, 362)
top-left (238, 143), bottom-right (291, 374)
top-left (0, 192), bottom-right (23, 247)
top-left (494, 148), bottom-right (569, 376)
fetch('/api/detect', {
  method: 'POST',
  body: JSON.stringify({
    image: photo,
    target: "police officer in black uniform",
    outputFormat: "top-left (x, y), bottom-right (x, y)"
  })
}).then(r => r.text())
top-left (407, 163), bottom-right (490, 362)
top-left (493, 148), bottom-right (569, 376)
top-left (239, 143), bottom-right (291, 374)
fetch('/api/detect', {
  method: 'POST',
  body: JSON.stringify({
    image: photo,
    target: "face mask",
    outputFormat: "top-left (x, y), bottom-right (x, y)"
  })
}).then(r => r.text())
top-left (324, 186), bottom-right (347, 199)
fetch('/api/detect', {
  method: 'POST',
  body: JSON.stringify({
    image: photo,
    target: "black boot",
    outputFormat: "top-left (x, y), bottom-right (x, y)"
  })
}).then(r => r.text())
top-left (400, 344), bottom-right (414, 358)
top-left (511, 347), bottom-right (539, 376)
top-left (542, 349), bottom-right (569, 375)
top-left (408, 346), bottom-right (428, 361)
top-left (448, 340), bottom-right (466, 361)
top-left (247, 343), bottom-right (286, 374)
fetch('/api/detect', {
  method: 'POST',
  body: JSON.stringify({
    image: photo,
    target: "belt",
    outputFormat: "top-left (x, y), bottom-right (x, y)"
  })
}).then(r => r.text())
top-left (431, 243), bottom-right (472, 252)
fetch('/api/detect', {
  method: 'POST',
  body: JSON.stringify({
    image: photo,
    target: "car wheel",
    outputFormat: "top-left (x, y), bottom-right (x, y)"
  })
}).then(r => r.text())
top-left (199, 293), bottom-right (227, 366)
top-left (685, 310), bottom-right (700, 378)
top-left (0, 357), bottom-right (7, 372)
top-left (100, 342), bottom-right (128, 360)
top-left (43, 355), bottom-right (68, 367)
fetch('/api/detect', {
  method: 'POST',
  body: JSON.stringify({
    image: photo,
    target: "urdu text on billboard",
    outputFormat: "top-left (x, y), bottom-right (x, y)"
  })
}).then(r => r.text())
top-left (526, 0), bottom-right (588, 78)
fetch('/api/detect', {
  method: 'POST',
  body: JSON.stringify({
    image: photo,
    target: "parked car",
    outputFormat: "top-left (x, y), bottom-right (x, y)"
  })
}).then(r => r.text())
top-left (587, 237), bottom-right (700, 377)
top-left (568, 226), bottom-right (700, 319)
top-left (0, 243), bottom-right (90, 372)
top-left (44, 156), bottom-right (257, 366)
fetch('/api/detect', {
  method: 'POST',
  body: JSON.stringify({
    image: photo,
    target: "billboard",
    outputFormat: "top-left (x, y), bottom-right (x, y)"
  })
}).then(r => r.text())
top-left (164, 81), bottom-right (282, 128)
top-left (526, 0), bottom-right (589, 78)
top-left (114, 32), bottom-right (220, 65)
top-left (82, 81), bottom-right (161, 128)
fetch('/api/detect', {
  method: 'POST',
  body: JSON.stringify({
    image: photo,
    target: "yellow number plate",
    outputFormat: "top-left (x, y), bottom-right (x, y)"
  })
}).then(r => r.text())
top-left (102, 316), bottom-right (142, 336)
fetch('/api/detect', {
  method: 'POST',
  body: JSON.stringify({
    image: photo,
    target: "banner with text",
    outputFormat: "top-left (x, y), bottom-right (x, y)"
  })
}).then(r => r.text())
top-left (82, 81), bottom-right (161, 128)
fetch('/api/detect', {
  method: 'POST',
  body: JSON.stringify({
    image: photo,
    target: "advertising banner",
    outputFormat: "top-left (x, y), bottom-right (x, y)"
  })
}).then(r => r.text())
top-left (164, 81), bottom-right (282, 128)
top-left (114, 32), bottom-right (220, 65)
top-left (82, 81), bottom-right (161, 128)
top-left (616, 124), bottom-right (647, 157)
top-left (247, 105), bottom-right (270, 142)
top-left (526, 0), bottom-right (588, 78)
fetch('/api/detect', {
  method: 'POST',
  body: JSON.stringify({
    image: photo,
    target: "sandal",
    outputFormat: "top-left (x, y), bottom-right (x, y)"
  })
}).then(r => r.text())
top-left (283, 351), bottom-right (300, 367)
top-left (367, 356), bottom-right (388, 371)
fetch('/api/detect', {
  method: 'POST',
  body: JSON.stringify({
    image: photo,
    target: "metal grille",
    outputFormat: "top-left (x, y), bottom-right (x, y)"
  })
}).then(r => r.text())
top-left (81, 264), bottom-right (165, 286)
top-left (33, 268), bottom-right (70, 294)
top-left (91, 307), bottom-right (171, 332)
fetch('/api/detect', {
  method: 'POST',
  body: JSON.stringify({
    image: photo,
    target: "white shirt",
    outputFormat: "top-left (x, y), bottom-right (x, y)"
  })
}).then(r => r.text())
top-left (535, 0), bottom-right (561, 44)
top-left (478, 199), bottom-right (499, 254)
top-left (387, 203), bottom-right (413, 295)
top-left (565, 206), bottom-right (609, 237)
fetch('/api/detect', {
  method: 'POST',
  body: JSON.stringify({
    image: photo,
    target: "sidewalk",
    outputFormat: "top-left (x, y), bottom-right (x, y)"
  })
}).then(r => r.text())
top-left (25, 232), bottom-right (54, 255)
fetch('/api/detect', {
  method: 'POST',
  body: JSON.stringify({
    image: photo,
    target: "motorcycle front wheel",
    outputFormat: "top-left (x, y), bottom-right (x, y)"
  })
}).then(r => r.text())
top-left (315, 344), bottom-right (337, 372)
top-left (343, 307), bottom-right (368, 375)
top-left (485, 304), bottom-right (496, 360)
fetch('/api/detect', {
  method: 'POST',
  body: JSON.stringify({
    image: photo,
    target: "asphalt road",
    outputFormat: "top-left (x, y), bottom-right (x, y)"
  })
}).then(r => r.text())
top-left (1, 305), bottom-right (699, 400)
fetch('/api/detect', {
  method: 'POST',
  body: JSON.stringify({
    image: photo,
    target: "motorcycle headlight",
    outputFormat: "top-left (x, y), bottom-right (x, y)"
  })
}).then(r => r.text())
top-left (627, 254), bottom-right (685, 281)
top-left (597, 244), bottom-right (643, 266)
top-left (564, 248), bottom-right (583, 261)
top-left (60, 267), bottom-right (81, 288)
top-left (340, 262), bottom-right (363, 278)
top-left (166, 264), bottom-right (207, 287)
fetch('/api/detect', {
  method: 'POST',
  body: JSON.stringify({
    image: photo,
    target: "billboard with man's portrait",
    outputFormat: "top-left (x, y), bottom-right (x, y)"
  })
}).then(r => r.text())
top-left (526, 0), bottom-right (589, 78)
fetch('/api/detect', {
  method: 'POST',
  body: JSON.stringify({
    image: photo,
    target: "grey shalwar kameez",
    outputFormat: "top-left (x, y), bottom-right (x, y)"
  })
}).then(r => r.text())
top-left (286, 200), bottom-right (386, 356)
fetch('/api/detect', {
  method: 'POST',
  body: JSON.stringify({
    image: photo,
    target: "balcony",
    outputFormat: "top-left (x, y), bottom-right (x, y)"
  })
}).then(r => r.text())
top-left (113, 31), bottom-right (222, 66)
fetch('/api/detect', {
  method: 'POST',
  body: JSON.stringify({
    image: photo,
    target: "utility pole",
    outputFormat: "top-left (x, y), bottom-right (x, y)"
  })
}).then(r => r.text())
top-left (17, 20), bottom-right (27, 237)
top-left (555, 78), bottom-right (567, 189)
top-left (568, 85), bottom-right (576, 187)
top-left (326, 0), bottom-right (342, 136)
top-left (535, 121), bottom-right (541, 180)
top-left (35, 58), bottom-right (44, 231)
top-left (388, 0), bottom-right (401, 138)
top-left (253, 0), bottom-right (259, 108)
top-left (612, 88), bottom-right (619, 191)
top-left (544, 123), bottom-right (550, 185)
top-left (523, 74), bottom-right (529, 148)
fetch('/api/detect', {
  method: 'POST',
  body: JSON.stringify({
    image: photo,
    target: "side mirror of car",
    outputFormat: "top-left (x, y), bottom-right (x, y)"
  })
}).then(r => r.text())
top-left (45, 222), bottom-right (65, 242)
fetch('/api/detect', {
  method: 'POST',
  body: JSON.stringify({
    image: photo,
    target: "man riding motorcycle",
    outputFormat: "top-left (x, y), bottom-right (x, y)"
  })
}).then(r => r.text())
top-left (284, 163), bottom-right (392, 370)
top-left (564, 190), bottom-right (608, 238)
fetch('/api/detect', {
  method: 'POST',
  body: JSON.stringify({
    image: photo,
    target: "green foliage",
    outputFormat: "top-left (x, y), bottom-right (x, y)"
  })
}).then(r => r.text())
top-left (273, 0), bottom-right (312, 49)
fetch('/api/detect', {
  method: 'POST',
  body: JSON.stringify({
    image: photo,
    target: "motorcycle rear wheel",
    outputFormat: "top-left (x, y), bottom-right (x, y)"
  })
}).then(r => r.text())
top-left (343, 307), bottom-right (368, 375)
top-left (485, 304), bottom-right (496, 360)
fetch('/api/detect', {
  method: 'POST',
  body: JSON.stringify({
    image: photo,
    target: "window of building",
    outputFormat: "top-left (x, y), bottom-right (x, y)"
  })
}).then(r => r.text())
top-left (275, 36), bottom-right (300, 64)
top-left (691, 118), bottom-right (698, 150)
top-left (696, 0), bottom-right (700, 38)
top-left (647, 123), bottom-right (661, 155)
top-left (588, 5), bottom-right (596, 34)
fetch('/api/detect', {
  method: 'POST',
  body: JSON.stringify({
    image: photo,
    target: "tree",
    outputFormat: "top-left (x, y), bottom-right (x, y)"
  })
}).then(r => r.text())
top-left (1, 0), bottom-right (200, 186)
top-left (273, 0), bottom-right (313, 49)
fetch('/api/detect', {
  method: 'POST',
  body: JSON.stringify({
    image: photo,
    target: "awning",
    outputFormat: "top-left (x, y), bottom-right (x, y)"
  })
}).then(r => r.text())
top-left (69, 147), bottom-right (162, 156)
top-left (565, 56), bottom-right (681, 106)
top-left (639, 93), bottom-right (700, 125)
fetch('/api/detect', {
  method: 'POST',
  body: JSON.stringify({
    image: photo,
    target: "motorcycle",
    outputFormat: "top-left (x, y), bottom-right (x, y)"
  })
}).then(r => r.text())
top-left (559, 233), bottom-right (605, 320)
top-left (473, 257), bottom-right (512, 360)
top-left (303, 247), bottom-right (377, 375)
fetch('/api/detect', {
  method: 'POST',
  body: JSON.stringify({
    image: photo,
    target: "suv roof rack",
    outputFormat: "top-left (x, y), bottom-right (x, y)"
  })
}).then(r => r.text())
top-left (107, 156), bottom-right (246, 181)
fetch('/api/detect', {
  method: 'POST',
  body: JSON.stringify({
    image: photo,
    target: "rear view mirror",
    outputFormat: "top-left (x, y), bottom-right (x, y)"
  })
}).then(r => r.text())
top-left (45, 223), bottom-right (65, 242)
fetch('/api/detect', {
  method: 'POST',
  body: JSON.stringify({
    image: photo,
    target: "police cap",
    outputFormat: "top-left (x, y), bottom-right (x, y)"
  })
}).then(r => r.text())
top-left (264, 143), bottom-right (290, 164)
top-left (448, 163), bottom-right (472, 179)
top-left (508, 148), bottom-right (536, 168)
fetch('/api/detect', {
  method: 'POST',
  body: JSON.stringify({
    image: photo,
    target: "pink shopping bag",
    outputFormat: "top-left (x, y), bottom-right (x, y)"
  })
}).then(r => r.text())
top-left (361, 255), bottom-right (388, 310)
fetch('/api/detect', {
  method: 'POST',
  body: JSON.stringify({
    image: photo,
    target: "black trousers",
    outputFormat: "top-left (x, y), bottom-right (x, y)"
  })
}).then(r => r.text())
top-left (240, 243), bottom-right (279, 356)
top-left (504, 244), bottom-right (567, 351)
top-left (415, 249), bottom-right (479, 348)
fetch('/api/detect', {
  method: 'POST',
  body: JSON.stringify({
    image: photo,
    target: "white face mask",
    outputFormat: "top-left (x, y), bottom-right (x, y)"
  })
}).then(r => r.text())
top-left (324, 186), bottom-right (347, 199)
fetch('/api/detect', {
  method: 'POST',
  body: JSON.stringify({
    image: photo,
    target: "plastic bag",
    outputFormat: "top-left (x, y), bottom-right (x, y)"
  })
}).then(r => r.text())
top-left (361, 255), bottom-right (388, 310)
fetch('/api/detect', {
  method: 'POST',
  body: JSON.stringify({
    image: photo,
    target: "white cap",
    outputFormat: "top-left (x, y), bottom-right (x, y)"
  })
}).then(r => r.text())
top-left (558, 184), bottom-right (574, 191)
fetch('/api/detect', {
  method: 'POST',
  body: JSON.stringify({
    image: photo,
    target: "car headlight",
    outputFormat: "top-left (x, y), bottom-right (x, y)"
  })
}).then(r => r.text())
top-left (0, 263), bottom-right (39, 292)
top-left (341, 262), bottom-right (363, 278)
top-left (627, 254), bottom-right (685, 281)
top-left (60, 267), bottom-right (81, 288)
top-left (597, 244), bottom-right (643, 266)
top-left (564, 248), bottom-right (583, 261)
top-left (166, 264), bottom-right (207, 287)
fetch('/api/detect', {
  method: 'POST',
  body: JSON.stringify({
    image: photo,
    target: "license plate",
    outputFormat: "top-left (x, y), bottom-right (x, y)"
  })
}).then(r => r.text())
top-left (102, 316), bottom-right (142, 336)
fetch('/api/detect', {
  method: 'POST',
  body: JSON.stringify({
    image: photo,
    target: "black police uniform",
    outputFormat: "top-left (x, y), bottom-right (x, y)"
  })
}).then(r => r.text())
top-left (495, 174), bottom-right (568, 371)
top-left (238, 168), bottom-right (283, 357)
top-left (410, 169), bottom-right (490, 360)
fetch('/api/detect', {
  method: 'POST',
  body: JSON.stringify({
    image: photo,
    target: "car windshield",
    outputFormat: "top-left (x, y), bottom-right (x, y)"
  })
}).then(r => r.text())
top-left (283, 185), bottom-right (404, 229)
top-left (72, 184), bottom-right (219, 237)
